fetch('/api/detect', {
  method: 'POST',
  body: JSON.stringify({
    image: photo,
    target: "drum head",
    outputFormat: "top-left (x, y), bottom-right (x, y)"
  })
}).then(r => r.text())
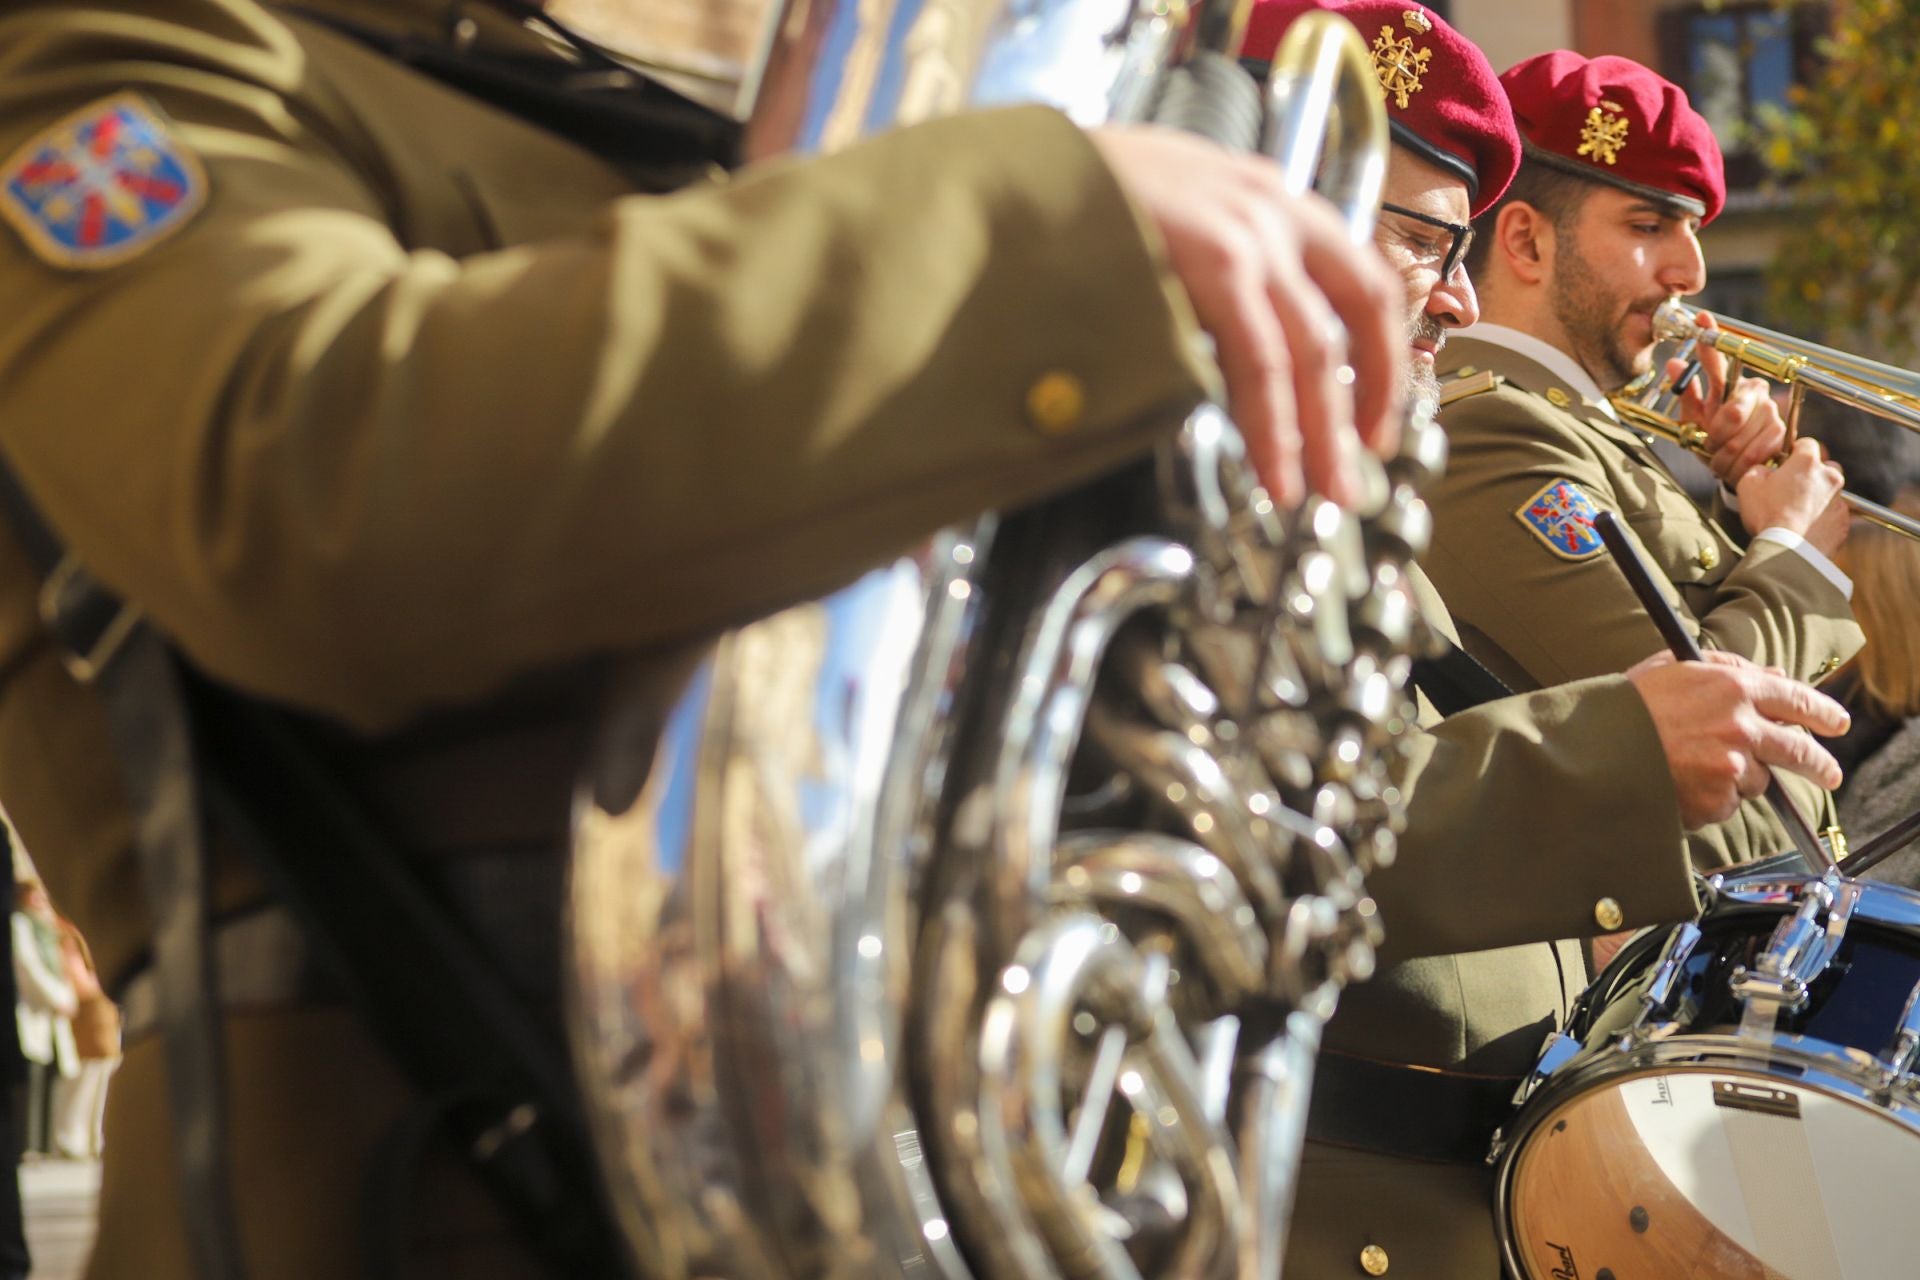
top-left (1507, 1065), bottom-right (1920, 1280)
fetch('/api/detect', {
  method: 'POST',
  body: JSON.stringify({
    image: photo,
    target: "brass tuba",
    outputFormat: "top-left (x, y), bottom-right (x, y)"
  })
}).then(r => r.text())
top-left (564, 2), bottom-right (1440, 1275)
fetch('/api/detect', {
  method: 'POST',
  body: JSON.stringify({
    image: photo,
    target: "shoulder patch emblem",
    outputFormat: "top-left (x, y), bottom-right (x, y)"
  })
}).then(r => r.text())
top-left (1516, 478), bottom-right (1605, 561)
top-left (1, 93), bottom-right (208, 270)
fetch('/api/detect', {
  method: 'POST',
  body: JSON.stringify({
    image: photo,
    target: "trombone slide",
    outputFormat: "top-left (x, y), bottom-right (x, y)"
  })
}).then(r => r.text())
top-left (1611, 298), bottom-right (1920, 542)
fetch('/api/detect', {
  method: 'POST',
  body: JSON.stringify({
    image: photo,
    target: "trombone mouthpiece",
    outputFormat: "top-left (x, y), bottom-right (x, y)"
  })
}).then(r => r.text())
top-left (1651, 297), bottom-right (1700, 343)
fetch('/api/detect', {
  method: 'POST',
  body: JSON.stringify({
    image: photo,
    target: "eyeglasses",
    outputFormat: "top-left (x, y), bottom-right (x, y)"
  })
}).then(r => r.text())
top-left (1380, 202), bottom-right (1474, 281)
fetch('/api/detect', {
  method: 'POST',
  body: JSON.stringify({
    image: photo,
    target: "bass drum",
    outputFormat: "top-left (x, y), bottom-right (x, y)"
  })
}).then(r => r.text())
top-left (1494, 870), bottom-right (1920, 1280)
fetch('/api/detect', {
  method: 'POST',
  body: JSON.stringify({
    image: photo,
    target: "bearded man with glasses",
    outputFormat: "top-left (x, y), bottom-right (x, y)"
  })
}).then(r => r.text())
top-left (1375, 200), bottom-right (1473, 400)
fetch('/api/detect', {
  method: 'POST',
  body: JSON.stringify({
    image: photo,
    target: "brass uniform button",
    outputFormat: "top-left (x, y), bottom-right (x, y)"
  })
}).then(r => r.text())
top-left (1360, 1244), bottom-right (1390, 1275)
top-left (1595, 897), bottom-right (1625, 931)
top-left (1815, 655), bottom-right (1843, 679)
top-left (1696, 543), bottom-right (1720, 571)
top-left (1455, 365), bottom-right (1478, 377)
top-left (1545, 386), bottom-right (1573, 409)
top-left (1026, 371), bottom-right (1087, 436)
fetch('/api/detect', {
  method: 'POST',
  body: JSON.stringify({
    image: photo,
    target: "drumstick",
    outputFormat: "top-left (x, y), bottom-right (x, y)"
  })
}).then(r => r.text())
top-left (1593, 510), bottom-right (1836, 873)
top-left (1831, 806), bottom-right (1920, 878)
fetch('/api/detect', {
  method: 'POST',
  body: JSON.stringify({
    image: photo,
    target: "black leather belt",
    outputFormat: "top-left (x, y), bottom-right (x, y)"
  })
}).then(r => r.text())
top-left (1307, 1050), bottom-right (1522, 1164)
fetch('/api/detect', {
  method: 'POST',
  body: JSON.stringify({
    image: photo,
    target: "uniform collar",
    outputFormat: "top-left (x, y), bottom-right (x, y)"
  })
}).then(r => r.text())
top-left (1437, 331), bottom-right (1660, 460)
top-left (1451, 323), bottom-right (1617, 419)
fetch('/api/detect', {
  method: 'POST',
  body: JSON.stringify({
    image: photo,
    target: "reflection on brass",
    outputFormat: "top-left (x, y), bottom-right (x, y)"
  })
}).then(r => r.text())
top-left (896, 1), bottom-right (989, 124)
top-left (818, 0), bottom-right (901, 151)
top-left (549, 0), bottom-right (771, 73)
top-left (548, 0), bottom-right (781, 114)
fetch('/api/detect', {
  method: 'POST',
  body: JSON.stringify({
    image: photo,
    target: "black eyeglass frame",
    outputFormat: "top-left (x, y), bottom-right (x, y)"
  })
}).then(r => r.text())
top-left (1379, 202), bottom-right (1474, 281)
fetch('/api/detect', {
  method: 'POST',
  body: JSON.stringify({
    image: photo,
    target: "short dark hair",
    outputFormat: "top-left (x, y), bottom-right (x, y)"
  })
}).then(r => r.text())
top-left (1462, 160), bottom-right (1597, 279)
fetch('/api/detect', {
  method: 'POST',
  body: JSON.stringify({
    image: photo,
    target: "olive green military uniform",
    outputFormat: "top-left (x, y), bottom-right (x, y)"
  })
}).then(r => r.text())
top-left (1425, 337), bottom-right (1864, 869)
top-left (1282, 564), bottom-right (1698, 1279)
top-left (0, 6), bottom-right (1710, 1280)
top-left (0, 0), bottom-right (1221, 1275)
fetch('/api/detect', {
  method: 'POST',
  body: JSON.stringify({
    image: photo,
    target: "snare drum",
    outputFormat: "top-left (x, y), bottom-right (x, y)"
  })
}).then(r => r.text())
top-left (1494, 871), bottom-right (1920, 1280)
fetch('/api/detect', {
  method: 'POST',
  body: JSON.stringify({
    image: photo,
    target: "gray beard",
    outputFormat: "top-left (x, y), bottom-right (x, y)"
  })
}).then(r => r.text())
top-left (1410, 314), bottom-right (1446, 408)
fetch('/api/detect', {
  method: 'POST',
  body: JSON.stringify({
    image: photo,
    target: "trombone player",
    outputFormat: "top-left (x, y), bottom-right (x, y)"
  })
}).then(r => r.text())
top-left (1421, 50), bottom-right (1862, 870)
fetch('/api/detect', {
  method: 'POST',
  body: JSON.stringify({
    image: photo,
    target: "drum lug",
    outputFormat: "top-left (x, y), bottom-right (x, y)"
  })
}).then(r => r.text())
top-left (1728, 964), bottom-right (1812, 1013)
top-left (1731, 879), bottom-right (1858, 1034)
top-left (1633, 920), bottom-right (1701, 1034)
top-left (1514, 1031), bottom-right (1583, 1108)
top-left (1881, 980), bottom-right (1920, 1084)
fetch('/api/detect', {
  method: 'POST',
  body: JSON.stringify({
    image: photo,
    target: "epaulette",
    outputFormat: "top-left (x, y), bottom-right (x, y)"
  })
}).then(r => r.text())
top-left (1438, 367), bottom-right (1503, 408)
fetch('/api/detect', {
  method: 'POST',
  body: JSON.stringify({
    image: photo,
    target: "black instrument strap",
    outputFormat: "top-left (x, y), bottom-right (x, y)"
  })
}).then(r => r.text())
top-left (1410, 634), bottom-right (1512, 717)
top-left (282, 1), bottom-right (741, 187)
top-left (188, 681), bottom-right (630, 1277)
top-left (0, 472), bottom-right (249, 1280)
top-left (0, 458), bottom-right (628, 1277)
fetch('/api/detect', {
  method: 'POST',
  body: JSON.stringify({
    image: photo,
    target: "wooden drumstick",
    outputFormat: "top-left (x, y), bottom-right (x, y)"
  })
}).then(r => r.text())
top-left (1831, 806), bottom-right (1920, 877)
top-left (1593, 510), bottom-right (1836, 873)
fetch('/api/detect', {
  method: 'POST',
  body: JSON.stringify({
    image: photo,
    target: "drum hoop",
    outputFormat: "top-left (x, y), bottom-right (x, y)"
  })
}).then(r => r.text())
top-left (1714, 873), bottom-right (1920, 931)
top-left (1493, 1035), bottom-right (1920, 1279)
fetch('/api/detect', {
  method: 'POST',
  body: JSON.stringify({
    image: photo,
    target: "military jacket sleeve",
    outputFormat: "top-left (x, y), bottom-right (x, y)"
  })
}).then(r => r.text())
top-left (1374, 675), bottom-right (1697, 966)
top-left (0, 0), bottom-right (1216, 732)
top-left (1366, 568), bottom-right (1697, 968)
top-left (1424, 380), bottom-right (1862, 692)
top-left (1708, 484), bottom-right (1754, 550)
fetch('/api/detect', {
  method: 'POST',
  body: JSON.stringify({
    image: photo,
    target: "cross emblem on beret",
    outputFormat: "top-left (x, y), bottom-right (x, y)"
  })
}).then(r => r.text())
top-left (1370, 23), bottom-right (1433, 110)
top-left (1577, 99), bottom-right (1631, 166)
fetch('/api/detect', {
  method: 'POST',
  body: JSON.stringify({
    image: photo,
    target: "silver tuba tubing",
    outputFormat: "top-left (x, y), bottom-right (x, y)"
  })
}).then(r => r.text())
top-left (565, 3), bottom-right (1428, 1278)
top-left (1262, 11), bottom-right (1389, 234)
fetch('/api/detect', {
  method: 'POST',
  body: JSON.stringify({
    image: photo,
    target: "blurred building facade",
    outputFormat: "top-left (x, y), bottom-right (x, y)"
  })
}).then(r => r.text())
top-left (1444, 0), bottom-right (1829, 328)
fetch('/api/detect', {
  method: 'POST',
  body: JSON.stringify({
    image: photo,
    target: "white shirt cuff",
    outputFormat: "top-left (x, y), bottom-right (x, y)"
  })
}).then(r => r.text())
top-left (1720, 483), bottom-right (1740, 512)
top-left (1754, 527), bottom-right (1853, 600)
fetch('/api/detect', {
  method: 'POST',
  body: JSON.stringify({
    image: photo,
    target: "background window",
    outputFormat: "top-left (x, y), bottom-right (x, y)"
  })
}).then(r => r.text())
top-left (1662, 3), bottom-right (1829, 189)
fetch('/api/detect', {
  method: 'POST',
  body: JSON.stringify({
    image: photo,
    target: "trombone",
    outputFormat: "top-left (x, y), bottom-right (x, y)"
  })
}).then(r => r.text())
top-left (1610, 298), bottom-right (1920, 541)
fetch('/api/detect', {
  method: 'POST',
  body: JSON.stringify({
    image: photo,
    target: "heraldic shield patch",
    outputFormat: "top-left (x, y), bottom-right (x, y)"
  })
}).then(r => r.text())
top-left (1516, 478), bottom-right (1605, 561)
top-left (1, 92), bottom-right (209, 270)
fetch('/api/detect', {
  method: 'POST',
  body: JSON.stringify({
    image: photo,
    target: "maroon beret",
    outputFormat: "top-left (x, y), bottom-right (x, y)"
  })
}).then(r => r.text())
top-left (1500, 51), bottom-right (1726, 224)
top-left (1242, 0), bottom-right (1520, 217)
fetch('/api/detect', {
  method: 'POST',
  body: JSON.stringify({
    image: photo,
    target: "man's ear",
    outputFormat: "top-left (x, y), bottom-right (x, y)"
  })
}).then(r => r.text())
top-left (1494, 202), bottom-right (1553, 287)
